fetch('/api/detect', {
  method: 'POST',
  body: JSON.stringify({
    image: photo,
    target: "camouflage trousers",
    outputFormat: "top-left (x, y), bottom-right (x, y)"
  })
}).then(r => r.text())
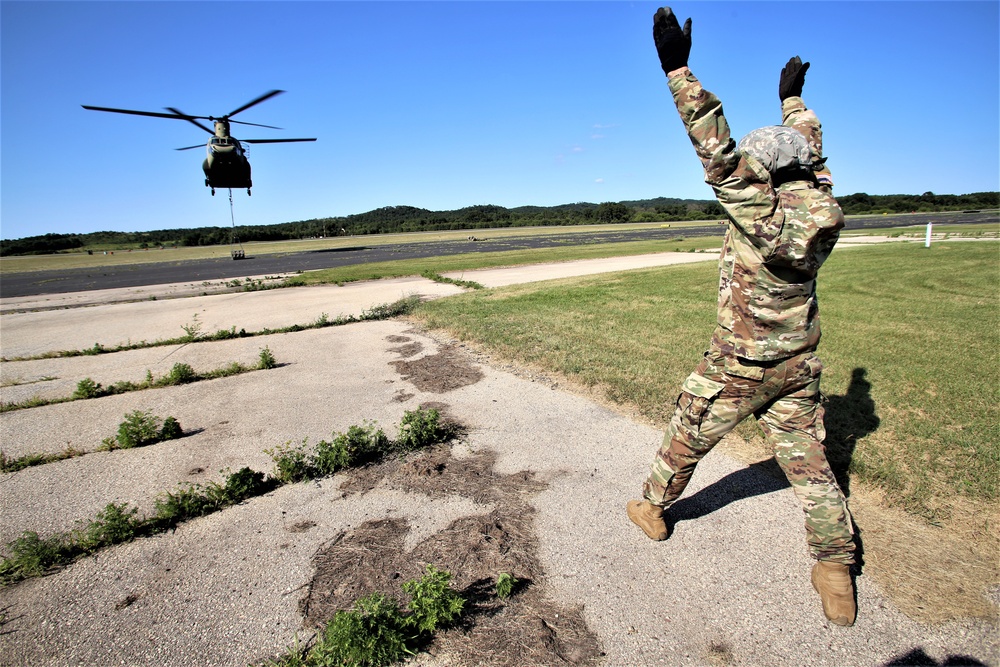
top-left (643, 341), bottom-right (856, 564)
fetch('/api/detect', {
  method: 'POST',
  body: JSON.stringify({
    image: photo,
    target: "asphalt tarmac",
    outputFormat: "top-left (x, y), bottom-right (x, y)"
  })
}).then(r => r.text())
top-left (2, 210), bottom-right (994, 298)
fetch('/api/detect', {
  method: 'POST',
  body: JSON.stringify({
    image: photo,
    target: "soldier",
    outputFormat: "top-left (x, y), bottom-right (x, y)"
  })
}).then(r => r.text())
top-left (626, 7), bottom-right (858, 627)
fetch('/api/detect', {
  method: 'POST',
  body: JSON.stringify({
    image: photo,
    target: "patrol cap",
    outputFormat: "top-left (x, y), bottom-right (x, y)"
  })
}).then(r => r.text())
top-left (737, 125), bottom-right (813, 175)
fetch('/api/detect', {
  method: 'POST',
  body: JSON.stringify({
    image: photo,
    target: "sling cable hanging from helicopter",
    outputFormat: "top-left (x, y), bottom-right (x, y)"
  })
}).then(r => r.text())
top-left (228, 189), bottom-right (245, 260)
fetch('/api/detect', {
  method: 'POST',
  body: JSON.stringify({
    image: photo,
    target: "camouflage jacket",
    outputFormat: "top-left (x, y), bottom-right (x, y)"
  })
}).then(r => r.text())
top-left (667, 68), bottom-right (845, 361)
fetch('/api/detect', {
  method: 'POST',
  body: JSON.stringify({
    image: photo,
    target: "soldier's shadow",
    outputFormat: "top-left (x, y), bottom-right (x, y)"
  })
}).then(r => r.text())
top-left (667, 368), bottom-right (880, 542)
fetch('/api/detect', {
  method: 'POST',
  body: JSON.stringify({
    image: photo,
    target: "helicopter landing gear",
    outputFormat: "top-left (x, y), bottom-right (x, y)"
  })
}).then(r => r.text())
top-left (247, 189), bottom-right (251, 196)
top-left (211, 188), bottom-right (216, 196)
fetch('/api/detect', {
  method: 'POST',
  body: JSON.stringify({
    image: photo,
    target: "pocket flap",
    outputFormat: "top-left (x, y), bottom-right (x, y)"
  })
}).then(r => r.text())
top-left (681, 373), bottom-right (725, 399)
top-left (724, 357), bottom-right (765, 381)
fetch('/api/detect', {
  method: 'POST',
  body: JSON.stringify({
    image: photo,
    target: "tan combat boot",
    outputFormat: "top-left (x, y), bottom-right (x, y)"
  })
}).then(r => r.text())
top-left (626, 500), bottom-right (668, 541)
top-left (811, 560), bottom-right (856, 626)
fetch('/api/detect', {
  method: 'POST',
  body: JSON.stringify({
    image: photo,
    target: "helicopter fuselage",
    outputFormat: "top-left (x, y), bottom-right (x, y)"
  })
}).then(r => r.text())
top-left (203, 135), bottom-right (252, 191)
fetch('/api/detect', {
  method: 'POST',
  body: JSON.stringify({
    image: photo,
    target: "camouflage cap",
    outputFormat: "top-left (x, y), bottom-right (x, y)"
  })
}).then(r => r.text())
top-left (737, 125), bottom-right (813, 175)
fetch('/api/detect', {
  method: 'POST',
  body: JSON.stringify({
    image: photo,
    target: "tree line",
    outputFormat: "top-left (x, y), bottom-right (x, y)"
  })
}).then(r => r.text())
top-left (2, 191), bottom-right (996, 256)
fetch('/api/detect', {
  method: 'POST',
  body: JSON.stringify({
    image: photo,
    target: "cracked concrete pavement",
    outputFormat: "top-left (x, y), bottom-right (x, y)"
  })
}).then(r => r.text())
top-left (1, 250), bottom-right (996, 667)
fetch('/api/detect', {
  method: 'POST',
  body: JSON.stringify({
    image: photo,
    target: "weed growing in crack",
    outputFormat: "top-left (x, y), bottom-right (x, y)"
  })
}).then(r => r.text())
top-left (258, 346), bottom-right (277, 370)
top-left (100, 411), bottom-right (183, 451)
top-left (78, 503), bottom-right (141, 551)
top-left (267, 410), bottom-right (446, 482)
top-left (165, 363), bottom-right (195, 384)
top-left (265, 440), bottom-right (313, 484)
top-left (6, 297), bottom-right (419, 363)
top-left (2, 354), bottom-right (280, 413)
top-left (181, 314), bottom-right (203, 341)
top-left (420, 270), bottom-right (484, 290)
top-left (0, 532), bottom-right (69, 581)
top-left (0, 445), bottom-right (86, 473)
top-left (1, 409), bottom-right (455, 586)
top-left (150, 467), bottom-right (273, 530)
top-left (72, 378), bottom-right (102, 399)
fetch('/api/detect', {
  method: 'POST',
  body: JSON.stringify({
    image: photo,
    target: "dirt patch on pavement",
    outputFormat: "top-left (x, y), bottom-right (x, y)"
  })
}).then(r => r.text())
top-left (301, 446), bottom-right (603, 666)
top-left (388, 333), bottom-right (485, 394)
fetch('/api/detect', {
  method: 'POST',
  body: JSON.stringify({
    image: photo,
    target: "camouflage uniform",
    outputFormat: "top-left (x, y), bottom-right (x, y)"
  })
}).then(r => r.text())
top-left (642, 67), bottom-right (855, 565)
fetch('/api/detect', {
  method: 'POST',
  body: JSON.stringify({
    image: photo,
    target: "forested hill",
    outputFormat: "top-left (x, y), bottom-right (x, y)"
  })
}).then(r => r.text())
top-left (2, 191), bottom-right (997, 256)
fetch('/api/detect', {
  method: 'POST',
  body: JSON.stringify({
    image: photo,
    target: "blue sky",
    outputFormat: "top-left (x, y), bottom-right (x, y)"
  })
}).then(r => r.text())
top-left (2, 1), bottom-right (998, 240)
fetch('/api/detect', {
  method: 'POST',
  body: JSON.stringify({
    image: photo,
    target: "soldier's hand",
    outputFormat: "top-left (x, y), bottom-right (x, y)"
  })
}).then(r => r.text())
top-left (779, 56), bottom-right (810, 101)
top-left (653, 7), bottom-right (692, 75)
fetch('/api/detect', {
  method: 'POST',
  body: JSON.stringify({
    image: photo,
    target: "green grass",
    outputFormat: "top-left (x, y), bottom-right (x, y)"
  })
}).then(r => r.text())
top-left (411, 241), bottom-right (1000, 519)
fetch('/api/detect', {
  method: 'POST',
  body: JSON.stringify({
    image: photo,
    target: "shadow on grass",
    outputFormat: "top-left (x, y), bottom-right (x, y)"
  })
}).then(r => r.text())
top-left (823, 367), bottom-right (881, 497)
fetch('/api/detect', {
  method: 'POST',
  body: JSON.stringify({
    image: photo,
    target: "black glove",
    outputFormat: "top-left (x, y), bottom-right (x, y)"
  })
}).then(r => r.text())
top-left (779, 56), bottom-right (810, 101)
top-left (653, 7), bottom-right (692, 75)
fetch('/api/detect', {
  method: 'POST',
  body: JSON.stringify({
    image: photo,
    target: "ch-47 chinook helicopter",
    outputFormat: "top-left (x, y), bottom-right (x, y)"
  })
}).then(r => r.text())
top-left (82, 90), bottom-right (316, 196)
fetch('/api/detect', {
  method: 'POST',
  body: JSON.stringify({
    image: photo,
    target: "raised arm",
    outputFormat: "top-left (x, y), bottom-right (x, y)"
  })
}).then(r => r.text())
top-left (779, 56), bottom-right (834, 192)
top-left (653, 7), bottom-right (777, 245)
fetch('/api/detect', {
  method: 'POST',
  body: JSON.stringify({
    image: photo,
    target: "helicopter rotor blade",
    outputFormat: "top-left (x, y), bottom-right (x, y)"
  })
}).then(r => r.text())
top-left (165, 107), bottom-right (215, 134)
top-left (242, 138), bottom-right (317, 144)
top-left (225, 90), bottom-right (285, 119)
top-left (227, 119), bottom-right (283, 130)
top-left (175, 144), bottom-right (207, 151)
top-left (82, 105), bottom-right (189, 120)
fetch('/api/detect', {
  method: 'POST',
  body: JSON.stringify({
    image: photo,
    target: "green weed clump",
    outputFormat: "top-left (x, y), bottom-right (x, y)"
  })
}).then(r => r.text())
top-left (150, 467), bottom-right (274, 530)
top-left (267, 410), bottom-right (448, 483)
top-left (395, 409), bottom-right (446, 452)
top-left (258, 346), bottom-right (277, 370)
top-left (495, 572), bottom-right (517, 600)
top-left (100, 411), bottom-right (183, 451)
top-left (0, 501), bottom-right (142, 584)
top-left (270, 565), bottom-right (465, 667)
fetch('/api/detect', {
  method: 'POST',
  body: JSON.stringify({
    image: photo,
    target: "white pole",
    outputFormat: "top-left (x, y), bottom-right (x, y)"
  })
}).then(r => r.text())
top-left (925, 222), bottom-right (933, 247)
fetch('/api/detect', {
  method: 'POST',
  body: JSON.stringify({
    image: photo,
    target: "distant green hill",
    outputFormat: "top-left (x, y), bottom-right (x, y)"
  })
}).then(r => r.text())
top-left (2, 192), bottom-right (996, 256)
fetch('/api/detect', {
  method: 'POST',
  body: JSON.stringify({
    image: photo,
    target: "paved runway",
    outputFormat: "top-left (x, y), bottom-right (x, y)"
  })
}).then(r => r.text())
top-left (1, 210), bottom-right (994, 298)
